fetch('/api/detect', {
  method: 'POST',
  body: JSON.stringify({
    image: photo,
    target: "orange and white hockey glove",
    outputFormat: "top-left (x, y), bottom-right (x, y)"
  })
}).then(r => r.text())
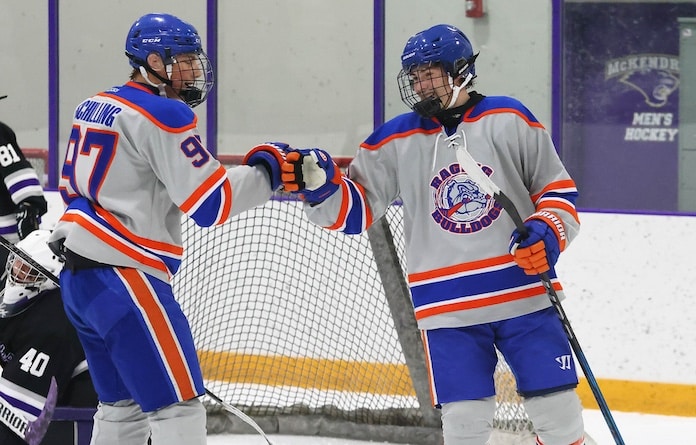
top-left (281, 148), bottom-right (341, 204)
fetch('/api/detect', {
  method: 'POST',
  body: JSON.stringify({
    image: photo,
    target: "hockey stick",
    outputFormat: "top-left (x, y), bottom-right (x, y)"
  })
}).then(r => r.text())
top-left (205, 389), bottom-right (273, 445)
top-left (0, 377), bottom-right (58, 445)
top-left (0, 236), bottom-right (274, 444)
top-left (454, 146), bottom-right (626, 445)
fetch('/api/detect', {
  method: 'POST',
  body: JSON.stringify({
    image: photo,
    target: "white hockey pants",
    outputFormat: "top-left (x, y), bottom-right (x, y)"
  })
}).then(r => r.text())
top-left (90, 398), bottom-right (206, 445)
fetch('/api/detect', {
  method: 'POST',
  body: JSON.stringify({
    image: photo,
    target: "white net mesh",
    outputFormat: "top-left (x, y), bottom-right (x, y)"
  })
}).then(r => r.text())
top-left (174, 195), bottom-right (534, 443)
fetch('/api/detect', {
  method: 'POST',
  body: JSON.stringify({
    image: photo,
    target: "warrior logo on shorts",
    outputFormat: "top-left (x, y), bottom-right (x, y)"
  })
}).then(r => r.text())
top-left (430, 163), bottom-right (502, 234)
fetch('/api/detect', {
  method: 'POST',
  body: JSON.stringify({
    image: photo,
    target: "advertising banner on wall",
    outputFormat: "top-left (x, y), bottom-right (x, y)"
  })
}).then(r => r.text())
top-left (561, 2), bottom-right (696, 212)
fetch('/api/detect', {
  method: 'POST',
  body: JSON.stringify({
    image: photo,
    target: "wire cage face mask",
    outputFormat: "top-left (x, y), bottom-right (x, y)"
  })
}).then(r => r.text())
top-left (170, 51), bottom-right (214, 108)
top-left (0, 230), bottom-right (63, 318)
top-left (398, 64), bottom-right (452, 118)
top-left (7, 255), bottom-right (48, 287)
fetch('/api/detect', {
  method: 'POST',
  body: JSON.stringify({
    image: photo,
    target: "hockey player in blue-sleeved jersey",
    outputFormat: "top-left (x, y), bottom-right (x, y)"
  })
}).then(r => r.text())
top-left (282, 25), bottom-right (587, 445)
top-left (48, 13), bottom-right (289, 445)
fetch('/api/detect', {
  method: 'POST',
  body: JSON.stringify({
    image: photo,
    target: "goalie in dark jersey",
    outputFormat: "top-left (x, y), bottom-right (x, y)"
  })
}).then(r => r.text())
top-left (0, 229), bottom-right (97, 444)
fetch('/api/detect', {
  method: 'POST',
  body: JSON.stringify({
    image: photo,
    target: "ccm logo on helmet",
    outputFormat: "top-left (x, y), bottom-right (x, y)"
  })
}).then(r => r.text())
top-left (402, 51), bottom-right (416, 61)
top-left (142, 38), bottom-right (161, 43)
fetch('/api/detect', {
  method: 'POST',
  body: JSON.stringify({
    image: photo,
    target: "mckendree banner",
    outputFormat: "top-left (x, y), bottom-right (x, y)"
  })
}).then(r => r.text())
top-left (561, 2), bottom-right (696, 212)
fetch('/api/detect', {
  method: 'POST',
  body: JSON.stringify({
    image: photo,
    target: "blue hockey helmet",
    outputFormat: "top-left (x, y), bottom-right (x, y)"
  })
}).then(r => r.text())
top-left (125, 13), bottom-right (214, 107)
top-left (125, 13), bottom-right (203, 68)
top-left (398, 24), bottom-right (478, 117)
top-left (401, 24), bottom-right (477, 81)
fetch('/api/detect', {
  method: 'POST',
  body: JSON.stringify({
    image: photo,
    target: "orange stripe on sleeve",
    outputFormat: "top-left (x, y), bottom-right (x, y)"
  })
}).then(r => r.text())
top-left (538, 200), bottom-right (580, 223)
top-left (216, 179), bottom-right (233, 224)
top-left (327, 180), bottom-right (351, 231)
top-left (180, 166), bottom-right (229, 214)
top-left (530, 179), bottom-right (577, 204)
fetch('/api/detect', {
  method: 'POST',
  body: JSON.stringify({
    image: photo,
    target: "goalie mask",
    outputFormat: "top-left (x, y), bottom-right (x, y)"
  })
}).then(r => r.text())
top-left (0, 230), bottom-right (63, 318)
top-left (398, 24), bottom-right (478, 118)
top-left (125, 13), bottom-right (214, 108)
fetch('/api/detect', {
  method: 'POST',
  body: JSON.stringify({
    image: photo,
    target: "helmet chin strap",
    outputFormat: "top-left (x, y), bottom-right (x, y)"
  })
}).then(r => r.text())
top-left (445, 72), bottom-right (474, 110)
top-left (139, 66), bottom-right (170, 98)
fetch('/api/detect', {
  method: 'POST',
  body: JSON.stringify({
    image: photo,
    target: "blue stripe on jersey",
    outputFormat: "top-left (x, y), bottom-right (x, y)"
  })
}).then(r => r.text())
top-left (190, 190), bottom-right (223, 227)
top-left (67, 197), bottom-right (182, 274)
top-left (362, 111), bottom-right (441, 147)
top-left (104, 83), bottom-right (196, 130)
top-left (543, 190), bottom-right (579, 205)
top-left (409, 264), bottom-right (556, 308)
top-left (343, 180), bottom-right (367, 235)
top-left (468, 96), bottom-right (540, 123)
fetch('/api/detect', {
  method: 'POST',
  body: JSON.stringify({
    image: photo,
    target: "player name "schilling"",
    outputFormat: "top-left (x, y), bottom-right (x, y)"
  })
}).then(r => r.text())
top-left (74, 100), bottom-right (122, 127)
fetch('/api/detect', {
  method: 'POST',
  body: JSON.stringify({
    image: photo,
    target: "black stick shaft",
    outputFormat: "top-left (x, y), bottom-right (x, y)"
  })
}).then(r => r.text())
top-left (492, 190), bottom-right (626, 445)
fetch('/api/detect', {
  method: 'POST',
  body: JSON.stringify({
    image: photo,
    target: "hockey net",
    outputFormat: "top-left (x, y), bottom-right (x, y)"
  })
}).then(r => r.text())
top-left (171, 155), bottom-right (536, 444)
top-left (23, 148), bottom-right (49, 187)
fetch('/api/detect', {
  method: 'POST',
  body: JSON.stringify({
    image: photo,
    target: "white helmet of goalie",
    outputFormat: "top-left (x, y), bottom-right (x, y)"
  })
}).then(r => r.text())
top-left (0, 229), bottom-right (63, 318)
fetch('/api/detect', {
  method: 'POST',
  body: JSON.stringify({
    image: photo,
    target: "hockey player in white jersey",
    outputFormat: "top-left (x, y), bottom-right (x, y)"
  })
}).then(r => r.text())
top-left (48, 13), bottom-right (289, 445)
top-left (282, 24), bottom-right (586, 445)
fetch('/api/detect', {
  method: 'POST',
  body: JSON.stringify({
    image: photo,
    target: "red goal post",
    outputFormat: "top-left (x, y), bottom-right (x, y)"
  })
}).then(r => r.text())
top-left (23, 148), bottom-right (49, 187)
